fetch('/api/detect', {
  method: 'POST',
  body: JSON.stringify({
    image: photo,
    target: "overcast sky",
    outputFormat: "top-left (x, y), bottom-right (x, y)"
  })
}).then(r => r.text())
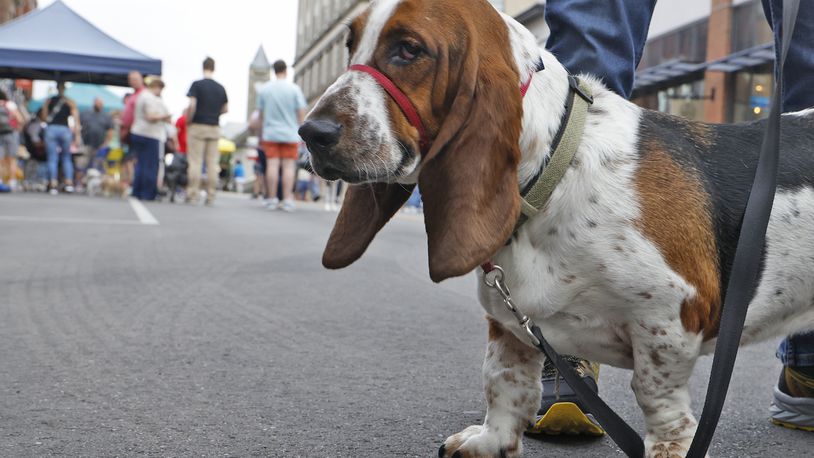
top-left (37, 0), bottom-right (299, 124)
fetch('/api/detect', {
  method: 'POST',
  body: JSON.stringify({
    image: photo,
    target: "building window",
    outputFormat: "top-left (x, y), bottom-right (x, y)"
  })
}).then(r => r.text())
top-left (732, 0), bottom-right (773, 53)
top-left (656, 80), bottom-right (707, 122)
top-left (732, 65), bottom-right (773, 122)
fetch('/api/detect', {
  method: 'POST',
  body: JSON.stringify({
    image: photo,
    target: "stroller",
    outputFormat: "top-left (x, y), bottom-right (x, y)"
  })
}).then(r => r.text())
top-left (163, 152), bottom-right (188, 203)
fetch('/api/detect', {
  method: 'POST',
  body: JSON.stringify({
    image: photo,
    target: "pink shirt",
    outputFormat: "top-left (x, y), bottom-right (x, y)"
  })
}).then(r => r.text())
top-left (121, 87), bottom-right (143, 128)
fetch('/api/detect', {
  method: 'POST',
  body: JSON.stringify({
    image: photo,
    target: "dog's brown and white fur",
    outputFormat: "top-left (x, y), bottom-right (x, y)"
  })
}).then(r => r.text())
top-left (300, 1), bottom-right (814, 456)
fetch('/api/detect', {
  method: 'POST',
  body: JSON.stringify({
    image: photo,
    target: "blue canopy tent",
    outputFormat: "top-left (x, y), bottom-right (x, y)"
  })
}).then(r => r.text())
top-left (0, 0), bottom-right (161, 87)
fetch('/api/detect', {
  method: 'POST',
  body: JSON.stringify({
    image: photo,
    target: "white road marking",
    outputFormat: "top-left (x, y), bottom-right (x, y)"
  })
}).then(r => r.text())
top-left (128, 198), bottom-right (160, 225)
top-left (0, 215), bottom-right (144, 226)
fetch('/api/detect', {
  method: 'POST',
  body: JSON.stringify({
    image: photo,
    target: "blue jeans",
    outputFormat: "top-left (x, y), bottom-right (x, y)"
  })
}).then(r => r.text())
top-left (545, 0), bottom-right (657, 100)
top-left (44, 124), bottom-right (74, 183)
top-left (406, 186), bottom-right (422, 208)
top-left (762, 0), bottom-right (814, 112)
top-left (546, 0), bottom-right (814, 367)
top-left (130, 133), bottom-right (160, 201)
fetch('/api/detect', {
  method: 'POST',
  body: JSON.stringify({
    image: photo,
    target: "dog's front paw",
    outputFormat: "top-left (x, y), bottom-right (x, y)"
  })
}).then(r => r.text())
top-left (439, 425), bottom-right (521, 458)
top-left (646, 437), bottom-right (705, 458)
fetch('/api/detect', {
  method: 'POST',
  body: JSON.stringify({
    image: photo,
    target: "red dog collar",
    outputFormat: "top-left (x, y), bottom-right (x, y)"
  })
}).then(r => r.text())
top-left (349, 64), bottom-right (535, 156)
top-left (349, 64), bottom-right (430, 154)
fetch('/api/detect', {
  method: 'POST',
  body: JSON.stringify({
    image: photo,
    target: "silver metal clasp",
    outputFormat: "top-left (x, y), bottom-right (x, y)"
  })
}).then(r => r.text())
top-left (482, 263), bottom-right (541, 347)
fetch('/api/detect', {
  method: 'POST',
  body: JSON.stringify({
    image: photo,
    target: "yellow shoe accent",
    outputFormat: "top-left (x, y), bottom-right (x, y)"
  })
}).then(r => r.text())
top-left (527, 402), bottom-right (605, 437)
top-left (771, 418), bottom-right (814, 432)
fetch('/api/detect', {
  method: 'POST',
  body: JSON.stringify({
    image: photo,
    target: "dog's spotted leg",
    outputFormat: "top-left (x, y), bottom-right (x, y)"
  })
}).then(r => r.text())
top-left (631, 323), bottom-right (706, 458)
top-left (440, 317), bottom-right (544, 458)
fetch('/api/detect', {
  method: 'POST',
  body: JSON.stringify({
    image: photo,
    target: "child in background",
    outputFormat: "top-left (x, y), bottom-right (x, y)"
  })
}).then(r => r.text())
top-left (233, 159), bottom-right (245, 193)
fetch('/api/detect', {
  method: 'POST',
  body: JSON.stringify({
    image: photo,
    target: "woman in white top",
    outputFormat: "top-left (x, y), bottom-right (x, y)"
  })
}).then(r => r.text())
top-left (129, 76), bottom-right (170, 200)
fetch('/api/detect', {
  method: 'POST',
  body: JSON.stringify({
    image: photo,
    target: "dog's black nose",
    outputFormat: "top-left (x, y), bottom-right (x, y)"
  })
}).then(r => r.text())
top-left (299, 120), bottom-right (341, 154)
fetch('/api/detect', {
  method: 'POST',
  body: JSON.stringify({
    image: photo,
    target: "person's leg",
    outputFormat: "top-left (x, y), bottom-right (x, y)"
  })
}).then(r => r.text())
top-left (44, 126), bottom-right (60, 190)
top-left (773, 331), bottom-right (814, 430)
top-left (266, 157), bottom-right (281, 206)
top-left (309, 175), bottom-right (320, 201)
top-left (778, 333), bottom-right (814, 369)
top-left (0, 134), bottom-right (9, 184)
top-left (57, 127), bottom-right (74, 189)
top-left (545, 0), bottom-right (657, 99)
top-left (0, 133), bottom-right (13, 184)
top-left (264, 144), bottom-right (281, 207)
top-left (762, 0), bottom-right (814, 112)
top-left (185, 125), bottom-right (204, 203)
top-left (130, 135), bottom-right (145, 199)
top-left (252, 164), bottom-right (262, 198)
top-left (281, 159), bottom-right (296, 202)
top-left (204, 131), bottom-right (220, 204)
top-left (761, 0), bottom-right (814, 431)
top-left (406, 186), bottom-right (422, 208)
top-left (142, 138), bottom-right (160, 200)
top-left (6, 132), bottom-right (19, 189)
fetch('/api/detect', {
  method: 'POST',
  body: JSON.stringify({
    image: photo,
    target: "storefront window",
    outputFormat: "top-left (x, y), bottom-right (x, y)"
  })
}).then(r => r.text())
top-left (731, 0), bottom-right (773, 53)
top-left (732, 65), bottom-right (773, 122)
top-left (656, 80), bottom-right (706, 121)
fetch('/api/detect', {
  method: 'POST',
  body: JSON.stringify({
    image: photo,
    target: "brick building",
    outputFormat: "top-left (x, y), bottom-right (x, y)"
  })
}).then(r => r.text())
top-left (0, 0), bottom-right (36, 24)
top-left (294, 0), bottom-right (776, 124)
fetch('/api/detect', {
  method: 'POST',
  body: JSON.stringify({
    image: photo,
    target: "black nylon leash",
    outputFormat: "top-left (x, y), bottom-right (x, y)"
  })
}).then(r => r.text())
top-left (500, 1), bottom-right (800, 456)
top-left (686, 0), bottom-right (798, 456)
top-left (528, 325), bottom-right (645, 457)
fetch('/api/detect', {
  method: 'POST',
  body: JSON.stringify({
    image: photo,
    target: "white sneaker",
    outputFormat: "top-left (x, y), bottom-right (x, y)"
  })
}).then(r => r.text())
top-left (281, 200), bottom-right (296, 212)
top-left (49, 188), bottom-right (58, 195)
top-left (64, 185), bottom-right (75, 193)
top-left (266, 197), bottom-right (280, 210)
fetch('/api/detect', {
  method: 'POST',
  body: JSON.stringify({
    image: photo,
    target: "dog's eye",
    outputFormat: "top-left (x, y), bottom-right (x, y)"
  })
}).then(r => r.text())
top-left (395, 41), bottom-right (422, 64)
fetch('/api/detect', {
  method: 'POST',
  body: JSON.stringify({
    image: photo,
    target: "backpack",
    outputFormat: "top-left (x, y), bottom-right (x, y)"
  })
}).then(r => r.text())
top-left (0, 102), bottom-right (12, 134)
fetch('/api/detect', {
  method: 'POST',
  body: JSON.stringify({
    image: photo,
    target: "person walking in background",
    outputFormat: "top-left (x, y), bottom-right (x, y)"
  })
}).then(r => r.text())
top-left (256, 59), bottom-right (307, 212)
top-left (78, 97), bottom-right (113, 189)
top-left (185, 57), bottom-right (228, 206)
top-left (120, 71), bottom-right (145, 190)
top-left (251, 146), bottom-right (267, 200)
top-left (130, 76), bottom-right (170, 201)
top-left (175, 113), bottom-right (187, 155)
top-left (39, 81), bottom-right (80, 195)
top-left (233, 159), bottom-right (246, 194)
top-left (0, 90), bottom-right (25, 192)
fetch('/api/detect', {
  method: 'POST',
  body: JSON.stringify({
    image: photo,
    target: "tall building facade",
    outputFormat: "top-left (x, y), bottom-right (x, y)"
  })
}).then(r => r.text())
top-left (634, 0), bottom-right (774, 124)
top-left (0, 0), bottom-right (37, 99)
top-left (294, 0), bottom-right (367, 107)
top-left (293, 0), bottom-right (526, 106)
top-left (247, 46), bottom-right (271, 118)
top-left (295, 0), bottom-right (772, 124)
top-left (0, 0), bottom-right (36, 24)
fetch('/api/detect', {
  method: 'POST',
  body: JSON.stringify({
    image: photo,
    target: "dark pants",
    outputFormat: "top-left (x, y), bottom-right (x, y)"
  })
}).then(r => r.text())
top-left (545, 0), bottom-right (814, 367)
top-left (546, 0), bottom-right (814, 110)
top-left (131, 133), bottom-right (160, 201)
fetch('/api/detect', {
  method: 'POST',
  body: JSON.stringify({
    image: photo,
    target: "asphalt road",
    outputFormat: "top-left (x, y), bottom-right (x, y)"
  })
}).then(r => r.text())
top-left (0, 193), bottom-right (810, 457)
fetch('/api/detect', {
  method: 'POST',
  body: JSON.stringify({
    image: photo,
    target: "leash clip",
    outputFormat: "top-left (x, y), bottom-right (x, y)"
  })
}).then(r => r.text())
top-left (482, 264), bottom-right (541, 346)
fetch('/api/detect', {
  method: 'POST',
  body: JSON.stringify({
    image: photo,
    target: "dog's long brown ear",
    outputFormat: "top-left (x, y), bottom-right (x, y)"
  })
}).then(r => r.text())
top-left (323, 183), bottom-right (414, 269)
top-left (419, 15), bottom-right (523, 283)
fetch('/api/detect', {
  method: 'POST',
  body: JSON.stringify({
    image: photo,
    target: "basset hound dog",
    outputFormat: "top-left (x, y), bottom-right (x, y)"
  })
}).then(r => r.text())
top-left (298, 0), bottom-right (814, 456)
